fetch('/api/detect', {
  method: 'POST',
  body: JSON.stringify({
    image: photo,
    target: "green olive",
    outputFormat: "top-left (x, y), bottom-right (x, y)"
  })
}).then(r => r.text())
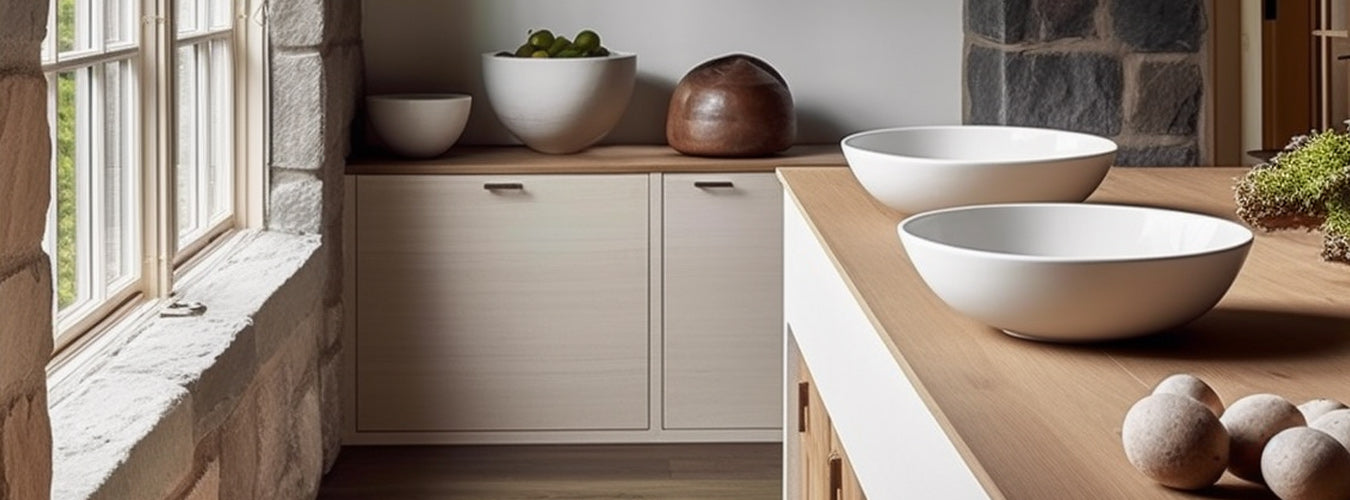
top-left (527, 29), bottom-right (555, 50)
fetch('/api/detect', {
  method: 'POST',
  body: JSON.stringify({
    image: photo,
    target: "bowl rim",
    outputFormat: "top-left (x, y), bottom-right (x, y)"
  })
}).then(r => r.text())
top-left (842, 125), bottom-right (1118, 165)
top-left (366, 93), bottom-right (472, 102)
top-left (481, 50), bottom-right (636, 61)
top-left (898, 202), bottom-right (1254, 264)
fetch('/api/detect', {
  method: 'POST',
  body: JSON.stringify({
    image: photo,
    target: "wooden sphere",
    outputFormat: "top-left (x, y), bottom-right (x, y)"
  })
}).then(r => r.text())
top-left (666, 53), bottom-right (795, 157)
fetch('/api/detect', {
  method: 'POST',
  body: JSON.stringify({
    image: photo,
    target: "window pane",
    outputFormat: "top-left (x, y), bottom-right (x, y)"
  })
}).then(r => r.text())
top-left (176, 44), bottom-right (200, 243)
top-left (176, 0), bottom-right (197, 34)
top-left (208, 39), bottom-right (231, 220)
top-left (105, 0), bottom-right (131, 46)
top-left (103, 60), bottom-right (138, 285)
top-left (209, 0), bottom-right (231, 30)
top-left (55, 0), bottom-right (90, 53)
top-left (53, 69), bottom-right (88, 311)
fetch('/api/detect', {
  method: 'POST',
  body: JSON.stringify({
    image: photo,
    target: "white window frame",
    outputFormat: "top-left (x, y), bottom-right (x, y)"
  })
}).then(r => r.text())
top-left (44, 0), bottom-right (269, 360)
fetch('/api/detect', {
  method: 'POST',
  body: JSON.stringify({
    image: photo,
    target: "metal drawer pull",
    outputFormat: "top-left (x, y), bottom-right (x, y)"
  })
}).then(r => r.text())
top-left (694, 181), bottom-right (735, 189)
top-left (483, 182), bottom-right (524, 191)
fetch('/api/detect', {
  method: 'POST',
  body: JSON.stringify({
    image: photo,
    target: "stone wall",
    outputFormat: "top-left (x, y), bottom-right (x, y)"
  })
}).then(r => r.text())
top-left (0, 0), bottom-right (55, 499)
top-left (964, 0), bottom-right (1208, 165)
top-left (266, 0), bottom-right (363, 478)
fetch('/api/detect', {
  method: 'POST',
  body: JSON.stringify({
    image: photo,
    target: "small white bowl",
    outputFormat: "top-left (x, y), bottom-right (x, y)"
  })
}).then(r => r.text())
top-left (898, 204), bottom-right (1253, 342)
top-left (367, 93), bottom-right (471, 158)
top-left (843, 125), bottom-right (1118, 214)
top-left (482, 52), bottom-right (636, 154)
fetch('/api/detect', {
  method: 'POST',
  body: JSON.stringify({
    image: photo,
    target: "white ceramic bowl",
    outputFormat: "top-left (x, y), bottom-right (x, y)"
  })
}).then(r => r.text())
top-left (842, 125), bottom-right (1118, 214)
top-left (898, 204), bottom-right (1253, 342)
top-left (481, 52), bottom-right (636, 154)
top-left (366, 93), bottom-right (471, 158)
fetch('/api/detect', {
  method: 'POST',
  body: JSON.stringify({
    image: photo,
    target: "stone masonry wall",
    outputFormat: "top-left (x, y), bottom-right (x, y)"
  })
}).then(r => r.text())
top-left (0, 0), bottom-right (55, 499)
top-left (267, 0), bottom-right (362, 477)
top-left (964, 0), bottom-right (1208, 165)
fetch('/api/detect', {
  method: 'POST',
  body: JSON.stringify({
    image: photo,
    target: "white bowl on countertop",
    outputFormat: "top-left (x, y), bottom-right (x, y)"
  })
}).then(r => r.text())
top-left (366, 93), bottom-right (472, 158)
top-left (842, 125), bottom-right (1117, 214)
top-left (481, 52), bottom-right (636, 154)
top-left (898, 203), bottom-right (1253, 342)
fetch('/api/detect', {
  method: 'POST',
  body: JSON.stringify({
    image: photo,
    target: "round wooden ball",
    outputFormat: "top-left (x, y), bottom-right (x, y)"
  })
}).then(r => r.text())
top-left (666, 53), bottom-right (795, 157)
top-left (1220, 393), bottom-right (1306, 483)
top-left (1261, 427), bottom-right (1350, 500)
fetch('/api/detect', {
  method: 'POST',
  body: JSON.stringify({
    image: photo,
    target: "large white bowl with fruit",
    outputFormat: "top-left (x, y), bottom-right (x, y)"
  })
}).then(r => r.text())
top-left (482, 29), bottom-right (635, 154)
top-left (843, 125), bottom-right (1118, 214)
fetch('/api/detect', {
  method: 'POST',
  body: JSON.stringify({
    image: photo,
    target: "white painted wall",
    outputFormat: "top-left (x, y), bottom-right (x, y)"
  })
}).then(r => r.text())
top-left (361, 0), bottom-right (964, 146)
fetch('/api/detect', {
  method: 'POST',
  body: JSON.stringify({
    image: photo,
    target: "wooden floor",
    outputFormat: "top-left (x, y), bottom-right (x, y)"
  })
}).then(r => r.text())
top-left (317, 443), bottom-right (782, 500)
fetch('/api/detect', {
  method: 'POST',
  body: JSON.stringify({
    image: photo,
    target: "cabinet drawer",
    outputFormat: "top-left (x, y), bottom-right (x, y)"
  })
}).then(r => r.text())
top-left (355, 175), bottom-right (650, 432)
top-left (662, 172), bottom-right (783, 430)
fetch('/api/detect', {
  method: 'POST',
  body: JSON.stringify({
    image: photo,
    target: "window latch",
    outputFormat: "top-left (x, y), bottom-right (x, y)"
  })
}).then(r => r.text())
top-left (160, 300), bottom-right (207, 318)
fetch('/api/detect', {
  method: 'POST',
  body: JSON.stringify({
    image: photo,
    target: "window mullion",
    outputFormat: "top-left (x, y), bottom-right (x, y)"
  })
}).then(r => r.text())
top-left (140, 0), bottom-right (174, 298)
top-left (74, 69), bottom-right (93, 310)
top-left (89, 63), bottom-right (108, 304)
top-left (195, 41), bottom-right (209, 234)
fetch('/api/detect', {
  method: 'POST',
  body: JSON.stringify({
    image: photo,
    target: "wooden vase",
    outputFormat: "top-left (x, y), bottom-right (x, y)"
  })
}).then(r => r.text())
top-left (666, 54), bottom-right (796, 157)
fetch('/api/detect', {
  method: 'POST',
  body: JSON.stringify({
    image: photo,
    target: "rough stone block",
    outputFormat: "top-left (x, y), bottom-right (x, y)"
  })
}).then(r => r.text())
top-left (0, 0), bottom-right (48, 65)
top-left (320, 302), bottom-right (342, 353)
top-left (2, 388), bottom-right (52, 500)
top-left (0, 74), bottom-right (52, 266)
top-left (328, 0), bottom-right (363, 44)
top-left (319, 351), bottom-right (342, 472)
top-left (271, 50), bottom-right (327, 171)
top-left (268, 169), bottom-right (325, 235)
top-left (251, 247), bottom-right (324, 359)
top-left (966, 45), bottom-right (1122, 137)
top-left (218, 385), bottom-right (259, 500)
top-left (50, 374), bottom-right (193, 500)
top-left (1112, 0), bottom-right (1205, 53)
top-left (1034, 0), bottom-right (1096, 41)
top-left (0, 258), bottom-right (52, 396)
top-left (1116, 142), bottom-right (1199, 166)
top-left (254, 332), bottom-right (322, 500)
top-left (105, 315), bottom-right (259, 440)
top-left (269, 0), bottom-right (326, 48)
top-left (182, 458), bottom-right (219, 500)
top-left (1131, 60), bottom-right (1202, 135)
top-left (966, 0), bottom-right (1029, 44)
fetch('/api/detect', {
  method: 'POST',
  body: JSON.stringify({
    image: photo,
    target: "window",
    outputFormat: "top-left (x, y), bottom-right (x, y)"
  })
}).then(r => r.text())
top-left (42, 0), bottom-right (263, 355)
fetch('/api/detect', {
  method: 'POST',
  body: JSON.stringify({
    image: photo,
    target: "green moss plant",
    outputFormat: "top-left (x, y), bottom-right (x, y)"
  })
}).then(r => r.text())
top-left (1235, 130), bottom-right (1350, 263)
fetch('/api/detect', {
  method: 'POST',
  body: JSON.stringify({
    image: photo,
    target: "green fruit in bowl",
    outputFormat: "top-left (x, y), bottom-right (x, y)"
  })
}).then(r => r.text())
top-left (574, 30), bottom-right (600, 52)
top-left (528, 29), bottom-right (555, 50)
top-left (547, 36), bottom-right (572, 56)
top-left (514, 43), bottom-right (534, 58)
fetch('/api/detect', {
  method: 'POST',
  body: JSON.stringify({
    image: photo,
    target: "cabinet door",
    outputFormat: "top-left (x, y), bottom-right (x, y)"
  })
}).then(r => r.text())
top-left (663, 173), bottom-right (784, 430)
top-left (355, 175), bottom-right (650, 432)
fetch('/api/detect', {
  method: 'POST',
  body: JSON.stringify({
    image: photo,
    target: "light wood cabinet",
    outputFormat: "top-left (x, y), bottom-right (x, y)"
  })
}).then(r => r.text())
top-left (794, 350), bottom-right (865, 500)
top-left (344, 166), bottom-right (804, 443)
top-left (355, 175), bottom-right (650, 432)
top-left (662, 173), bottom-right (783, 430)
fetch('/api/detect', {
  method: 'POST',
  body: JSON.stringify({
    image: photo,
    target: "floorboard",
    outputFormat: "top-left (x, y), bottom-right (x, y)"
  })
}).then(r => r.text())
top-left (317, 443), bottom-right (781, 499)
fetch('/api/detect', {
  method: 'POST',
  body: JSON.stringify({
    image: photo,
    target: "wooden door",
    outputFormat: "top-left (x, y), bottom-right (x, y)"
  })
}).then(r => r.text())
top-left (1263, 0), bottom-right (1317, 148)
top-left (662, 173), bottom-right (784, 430)
top-left (354, 174), bottom-right (650, 432)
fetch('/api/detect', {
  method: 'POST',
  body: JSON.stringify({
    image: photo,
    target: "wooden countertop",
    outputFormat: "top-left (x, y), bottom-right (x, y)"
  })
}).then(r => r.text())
top-left (346, 144), bottom-right (845, 175)
top-left (779, 166), bottom-right (1350, 499)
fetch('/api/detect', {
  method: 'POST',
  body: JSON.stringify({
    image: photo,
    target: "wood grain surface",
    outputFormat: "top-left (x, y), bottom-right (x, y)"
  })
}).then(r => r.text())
top-left (779, 166), bottom-right (1350, 499)
top-left (346, 144), bottom-right (844, 175)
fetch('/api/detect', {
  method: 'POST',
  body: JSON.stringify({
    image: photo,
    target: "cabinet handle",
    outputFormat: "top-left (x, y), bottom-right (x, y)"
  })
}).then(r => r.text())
top-left (483, 182), bottom-right (524, 191)
top-left (694, 181), bottom-right (735, 189)
top-left (829, 456), bottom-right (843, 500)
top-left (798, 382), bottom-right (810, 433)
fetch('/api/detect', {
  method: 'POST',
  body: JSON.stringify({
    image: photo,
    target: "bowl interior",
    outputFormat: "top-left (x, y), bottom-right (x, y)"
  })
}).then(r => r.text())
top-left (844, 126), bottom-right (1117, 162)
top-left (901, 204), bottom-right (1252, 261)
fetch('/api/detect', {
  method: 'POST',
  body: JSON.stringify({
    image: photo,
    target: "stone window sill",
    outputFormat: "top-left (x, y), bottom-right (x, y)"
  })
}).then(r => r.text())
top-left (47, 229), bottom-right (322, 500)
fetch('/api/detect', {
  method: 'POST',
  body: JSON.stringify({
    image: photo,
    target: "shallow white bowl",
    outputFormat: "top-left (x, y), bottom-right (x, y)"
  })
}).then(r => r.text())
top-left (843, 125), bottom-right (1118, 214)
top-left (898, 204), bottom-right (1253, 342)
top-left (367, 93), bottom-right (471, 158)
top-left (481, 52), bottom-right (636, 154)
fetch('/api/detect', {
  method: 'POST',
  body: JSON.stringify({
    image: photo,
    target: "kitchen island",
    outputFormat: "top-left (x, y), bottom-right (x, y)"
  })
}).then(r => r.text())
top-left (780, 167), bottom-right (1350, 499)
